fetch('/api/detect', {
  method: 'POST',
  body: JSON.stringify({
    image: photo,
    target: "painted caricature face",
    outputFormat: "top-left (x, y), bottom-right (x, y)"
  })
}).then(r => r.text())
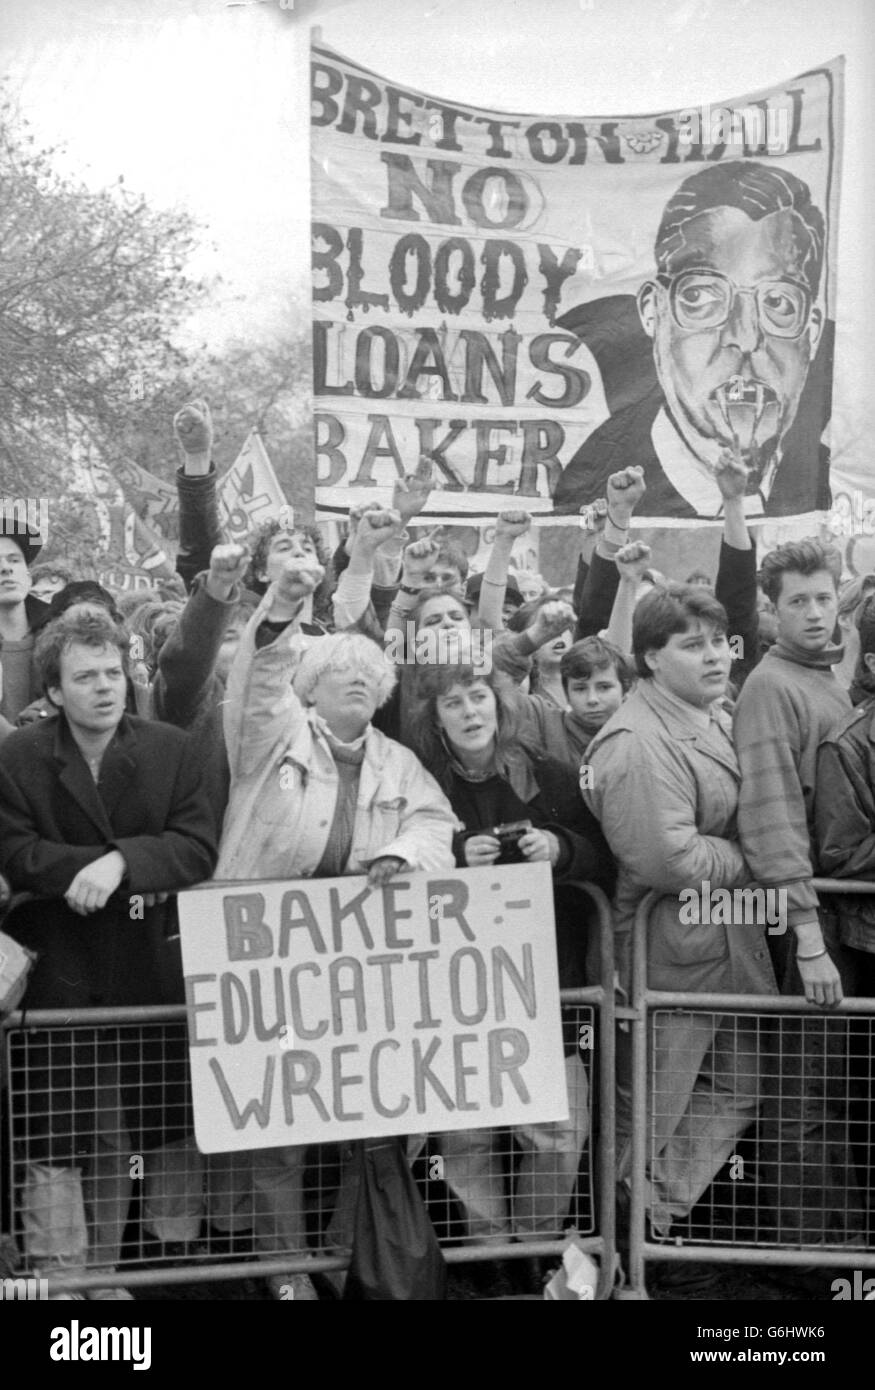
top-left (639, 206), bottom-right (822, 476)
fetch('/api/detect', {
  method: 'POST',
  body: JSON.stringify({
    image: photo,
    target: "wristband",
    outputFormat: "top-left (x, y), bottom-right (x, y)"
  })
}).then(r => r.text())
top-left (603, 515), bottom-right (630, 547)
top-left (606, 508), bottom-right (628, 532)
top-left (796, 947), bottom-right (828, 962)
top-left (399, 583), bottom-right (424, 596)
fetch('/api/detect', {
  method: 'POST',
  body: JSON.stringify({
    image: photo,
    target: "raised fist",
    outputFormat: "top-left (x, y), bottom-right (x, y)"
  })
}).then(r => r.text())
top-left (173, 399), bottom-right (213, 457)
top-left (529, 598), bottom-right (576, 647)
top-left (714, 447), bottom-right (750, 501)
top-left (207, 542), bottom-right (249, 600)
top-left (614, 540), bottom-right (652, 584)
top-left (495, 510), bottom-right (532, 541)
top-left (606, 466), bottom-right (646, 524)
top-left (272, 555), bottom-right (325, 609)
top-left (578, 498), bottom-right (607, 533)
top-left (355, 508), bottom-right (403, 552)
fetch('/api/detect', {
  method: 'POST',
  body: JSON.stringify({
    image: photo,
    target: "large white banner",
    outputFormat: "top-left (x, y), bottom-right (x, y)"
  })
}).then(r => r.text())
top-left (178, 864), bottom-right (567, 1153)
top-left (311, 44), bottom-right (842, 528)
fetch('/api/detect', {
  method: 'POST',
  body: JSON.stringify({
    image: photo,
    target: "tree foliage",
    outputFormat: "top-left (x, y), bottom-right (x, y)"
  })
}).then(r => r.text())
top-left (0, 95), bottom-right (315, 571)
top-left (0, 93), bottom-right (206, 559)
top-left (116, 322), bottom-right (315, 523)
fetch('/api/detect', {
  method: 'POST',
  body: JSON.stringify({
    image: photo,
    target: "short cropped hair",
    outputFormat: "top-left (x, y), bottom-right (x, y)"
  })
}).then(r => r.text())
top-left (759, 539), bottom-right (842, 605)
top-left (560, 636), bottom-right (636, 693)
top-left (246, 519), bottom-right (331, 594)
top-left (654, 161), bottom-right (825, 298)
top-left (632, 583), bottom-right (728, 679)
top-left (36, 609), bottom-right (129, 694)
top-left (292, 632), bottom-right (396, 709)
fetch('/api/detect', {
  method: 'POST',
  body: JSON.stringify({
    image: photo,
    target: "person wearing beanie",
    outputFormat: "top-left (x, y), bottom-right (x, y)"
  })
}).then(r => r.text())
top-left (0, 528), bottom-right (51, 741)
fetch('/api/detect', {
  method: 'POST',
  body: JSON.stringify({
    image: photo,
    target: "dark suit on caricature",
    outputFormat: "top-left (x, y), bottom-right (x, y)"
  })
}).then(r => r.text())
top-left (551, 163), bottom-right (834, 520)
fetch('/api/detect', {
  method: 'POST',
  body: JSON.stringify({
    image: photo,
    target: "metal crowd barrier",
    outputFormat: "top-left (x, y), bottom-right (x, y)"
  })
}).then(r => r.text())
top-left (0, 881), bottom-right (616, 1300)
top-left (623, 880), bottom-right (875, 1299)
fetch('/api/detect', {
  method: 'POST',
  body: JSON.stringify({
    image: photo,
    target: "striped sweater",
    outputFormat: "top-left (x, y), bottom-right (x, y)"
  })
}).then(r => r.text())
top-left (733, 640), bottom-right (850, 927)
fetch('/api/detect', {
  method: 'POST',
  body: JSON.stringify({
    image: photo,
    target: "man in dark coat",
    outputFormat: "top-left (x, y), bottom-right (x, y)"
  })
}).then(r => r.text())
top-left (0, 607), bottom-right (216, 1294)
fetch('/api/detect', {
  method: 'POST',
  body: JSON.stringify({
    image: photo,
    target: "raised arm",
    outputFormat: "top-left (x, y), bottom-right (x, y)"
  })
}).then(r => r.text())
top-left (332, 507), bottom-right (403, 631)
top-left (576, 467), bottom-right (646, 638)
top-left (606, 541), bottom-right (652, 654)
top-left (223, 556), bottom-right (323, 779)
top-left (494, 600), bottom-right (577, 684)
top-left (714, 451), bottom-right (758, 679)
top-left (476, 510), bottom-right (531, 629)
top-left (154, 543), bottom-right (249, 728)
top-left (383, 529), bottom-right (445, 645)
top-left (173, 399), bottom-right (224, 592)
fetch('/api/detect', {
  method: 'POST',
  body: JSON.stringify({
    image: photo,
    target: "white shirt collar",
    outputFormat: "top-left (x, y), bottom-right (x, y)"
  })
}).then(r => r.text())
top-left (651, 408), bottom-right (779, 520)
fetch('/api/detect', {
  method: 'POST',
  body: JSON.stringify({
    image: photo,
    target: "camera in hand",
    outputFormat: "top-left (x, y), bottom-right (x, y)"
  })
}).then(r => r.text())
top-left (490, 819), bottom-right (532, 864)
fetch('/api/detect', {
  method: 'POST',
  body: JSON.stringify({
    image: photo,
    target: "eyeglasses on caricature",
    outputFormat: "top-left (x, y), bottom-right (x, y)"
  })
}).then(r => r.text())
top-left (656, 268), bottom-right (812, 339)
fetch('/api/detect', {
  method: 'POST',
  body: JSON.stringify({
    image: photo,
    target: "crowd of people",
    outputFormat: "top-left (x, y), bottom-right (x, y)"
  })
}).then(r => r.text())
top-left (0, 397), bottom-right (873, 1300)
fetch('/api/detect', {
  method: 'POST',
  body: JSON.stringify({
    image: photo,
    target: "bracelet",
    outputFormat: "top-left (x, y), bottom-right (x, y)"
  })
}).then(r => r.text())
top-left (796, 947), bottom-right (828, 962)
top-left (399, 583), bottom-right (424, 596)
top-left (605, 509), bottom-right (629, 532)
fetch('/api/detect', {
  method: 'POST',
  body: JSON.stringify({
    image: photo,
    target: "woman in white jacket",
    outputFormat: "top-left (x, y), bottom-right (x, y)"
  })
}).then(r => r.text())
top-left (213, 552), bottom-right (457, 1299)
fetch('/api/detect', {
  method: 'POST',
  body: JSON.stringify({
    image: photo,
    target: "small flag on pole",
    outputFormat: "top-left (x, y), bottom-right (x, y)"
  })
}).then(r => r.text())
top-left (114, 457), bottom-right (180, 539)
top-left (218, 431), bottom-right (290, 543)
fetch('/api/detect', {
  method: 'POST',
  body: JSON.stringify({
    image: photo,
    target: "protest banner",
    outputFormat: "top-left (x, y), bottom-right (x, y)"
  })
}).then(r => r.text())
top-left (218, 429), bottom-right (291, 543)
top-left (311, 43), bottom-right (842, 528)
top-left (178, 863), bottom-right (568, 1153)
top-left (115, 456), bottom-right (180, 540)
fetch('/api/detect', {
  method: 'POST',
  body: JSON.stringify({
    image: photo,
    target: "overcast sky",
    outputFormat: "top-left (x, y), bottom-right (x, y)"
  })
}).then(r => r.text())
top-left (2, 0), bottom-right (872, 375)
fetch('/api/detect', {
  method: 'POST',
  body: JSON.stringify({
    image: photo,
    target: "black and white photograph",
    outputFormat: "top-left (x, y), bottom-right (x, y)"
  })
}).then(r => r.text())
top-left (0, 0), bottom-right (874, 1364)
